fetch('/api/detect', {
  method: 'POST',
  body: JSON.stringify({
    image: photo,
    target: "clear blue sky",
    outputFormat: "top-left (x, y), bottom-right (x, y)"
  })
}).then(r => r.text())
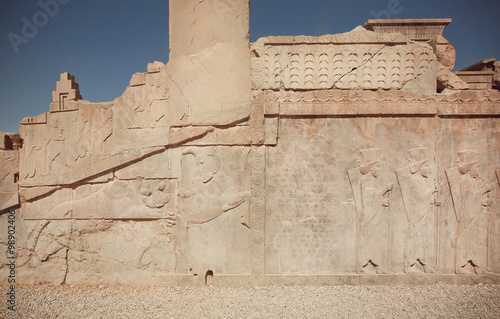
top-left (1, 0), bottom-right (499, 133)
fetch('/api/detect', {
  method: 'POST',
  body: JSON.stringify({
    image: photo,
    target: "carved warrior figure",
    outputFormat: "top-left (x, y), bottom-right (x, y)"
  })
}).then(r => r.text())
top-left (178, 147), bottom-right (250, 227)
top-left (348, 148), bottom-right (393, 274)
top-left (177, 147), bottom-right (250, 275)
top-left (446, 149), bottom-right (492, 274)
top-left (396, 148), bottom-right (438, 273)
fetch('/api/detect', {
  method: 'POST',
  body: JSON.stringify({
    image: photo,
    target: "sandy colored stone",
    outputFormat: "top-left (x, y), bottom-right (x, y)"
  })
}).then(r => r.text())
top-left (430, 35), bottom-right (456, 71)
top-left (364, 19), bottom-right (452, 41)
top-left (0, 150), bottom-right (19, 211)
top-left (0, 130), bottom-right (6, 150)
top-left (169, 0), bottom-right (249, 59)
top-left (2, 3), bottom-right (500, 288)
top-left (167, 42), bottom-right (251, 125)
top-left (437, 62), bottom-right (470, 92)
top-left (129, 72), bottom-right (146, 87)
top-left (49, 72), bottom-right (83, 112)
top-left (177, 146), bottom-right (251, 276)
top-left (252, 27), bottom-right (437, 95)
top-left (67, 220), bottom-right (176, 285)
top-left (147, 60), bottom-right (165, 73)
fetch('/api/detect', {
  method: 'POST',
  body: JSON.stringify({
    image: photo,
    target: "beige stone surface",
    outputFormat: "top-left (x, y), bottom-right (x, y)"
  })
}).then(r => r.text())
top-left (252, 27), bottom-right (437, 95)
top-left (0, 150), bottom-right (19, 211)
top-left (364, 19), bottom-right (452, 41)
top-left (49, 72), bottom-right (83, 112)
top-left (167, 42), bottom-right (251, 125)
top-left (177, 146), bottom-right (251, 276)
top-left (430, 36), bottom-right (456, 71)
top-left (437, 62), bottom-right (469, 92)
top-left (66, 220), bottom-right (176, 285)
top-left (0, 130), bottom-right (6, 150)
top-left (2, 5), bottom-right (500, 287)
top-left (169, 0), bottom-right (249, 59)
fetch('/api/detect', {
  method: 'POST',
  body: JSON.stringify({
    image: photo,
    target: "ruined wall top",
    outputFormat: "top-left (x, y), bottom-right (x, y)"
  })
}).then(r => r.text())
top-left (364, 18), bottom-right (452, 41)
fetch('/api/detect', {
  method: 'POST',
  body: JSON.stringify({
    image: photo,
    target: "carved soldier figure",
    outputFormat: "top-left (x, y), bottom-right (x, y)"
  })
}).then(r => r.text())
top-left (446, 149), bottom-right (492, 274)
top-left (396, 147), bottom-right (437, 273)
top-left (348, 148), bottom-right (393, 274)
top-left (178, 147), bottom-right (249, 227)
top-left (177, 147), bottom-right (250, 275)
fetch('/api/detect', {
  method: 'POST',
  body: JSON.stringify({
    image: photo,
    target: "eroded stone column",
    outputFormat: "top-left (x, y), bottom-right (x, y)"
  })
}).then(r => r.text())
top-left (169, 0), bottom-right (249, 59)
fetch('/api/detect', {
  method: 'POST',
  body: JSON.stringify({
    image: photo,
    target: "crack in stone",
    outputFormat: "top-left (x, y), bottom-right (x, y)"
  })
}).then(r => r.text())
top-left (193, 0), bottom-right (205, 13)
top-left (166, 70), bottom-right (192, 121)
top-left (330, 44), bottom-right (388, 89)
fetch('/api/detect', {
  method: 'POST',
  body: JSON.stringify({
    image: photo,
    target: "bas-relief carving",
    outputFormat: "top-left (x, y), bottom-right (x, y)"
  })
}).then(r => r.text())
top-left (4, 0), bottom-right (500, 287)
top-left (5, 218), bottom-right (176, 285)
top-left (348, 148), bottom-right (393, 274)
top-left (177, 147), bottom-right (251, 275)
top-left (446, 149), bottom-right (493, 274)
top-left (396, 148), bottom-right (438, 273)
top-left (0, 150), bottom-right (19, 211)
top-left (20, 104), bottom-right (114, 187)
top-left (67, 220), bottom-right (176, 285)
top-left (24, 179), bottom-right (176, 221)
top-left (253, 40), bottom-right (436, 94)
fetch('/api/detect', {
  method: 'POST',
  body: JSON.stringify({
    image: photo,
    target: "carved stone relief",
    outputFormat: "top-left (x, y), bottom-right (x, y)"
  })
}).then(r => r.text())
top-left (396, 147), bottom-right (437, 273)
top-left (0, 150), bottom-right (19, 211)
top-left (446, 149), bottom-right (492, 274)
top-left (348, 148), bottom-right (393, 274)
top-left (177, 146), bottom-right (251, 275)
top-left (252, 27), bottom-right (437, 95)
top-left (3, 1), bottom-right (500, 287)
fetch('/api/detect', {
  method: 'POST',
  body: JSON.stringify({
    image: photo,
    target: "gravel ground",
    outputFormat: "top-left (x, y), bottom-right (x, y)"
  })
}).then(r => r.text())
top-left (2, 284), bottom-right (500, 318)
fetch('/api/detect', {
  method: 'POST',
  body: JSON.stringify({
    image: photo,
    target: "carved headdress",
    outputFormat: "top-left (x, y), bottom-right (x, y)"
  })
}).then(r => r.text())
top-left (457, 149), bottom-right (479, 174)
top-left (359, 148), bottom-right (381, 175)
top-left (408, 147), bottom-right (430, 174)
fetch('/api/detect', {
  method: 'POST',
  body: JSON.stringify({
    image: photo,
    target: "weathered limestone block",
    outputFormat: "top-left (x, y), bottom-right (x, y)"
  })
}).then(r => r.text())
top-left (437, 119), bottom-right (500, 274)
top-left (115, 66), bottom-right (188, 130)
top-left (167, 42), bottom-right (251, 125)
top-left (49, 72), bottom-right (83, 112)
top-left (23, 188), bottom-right (73, 219)
top-left (265, 117), bottom-right (439, 274)
top-left (252, 27), bottom-right (437, 95)
top-left (23, 179), bottom-right (176, 221)
top-left (114, 150), bottom-right (171, 180)
top-left (20, 112), bottom-right (47, 125)
top-left (129, 72), bottom-right (146, 87)
top-left (0, 150), bottom-right (19, 212)
top-left (176, 126), bottom-right (252, 146)
top-left (429, 35), bottom-right (456, 71)
top-left (396, 147), bottom-right (438, 274)
top-left (12, 219), bottom-right (72, 285)
top-left (177, 146), bottom-right (251, 276)
top-left (364, 19), bottom-right (452, 41)
top-left (437, 62), bottom-right (469, 92)
top-left (19, 186), bottom-right (61, 203)
top-left (20, 102), bottom-right (114, 187)
top-left (67, 220), bottom-right (176, 285)
top-left (169, 0), bottom-right (249, 59)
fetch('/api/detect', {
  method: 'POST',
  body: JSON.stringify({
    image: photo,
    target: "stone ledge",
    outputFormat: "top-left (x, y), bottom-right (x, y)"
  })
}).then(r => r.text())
top-left (278, 102), bottom-right (500, 116)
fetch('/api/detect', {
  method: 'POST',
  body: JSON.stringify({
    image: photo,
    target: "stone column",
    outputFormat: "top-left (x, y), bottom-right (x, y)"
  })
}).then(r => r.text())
top-left (169, 0), bottom-right (250, 59)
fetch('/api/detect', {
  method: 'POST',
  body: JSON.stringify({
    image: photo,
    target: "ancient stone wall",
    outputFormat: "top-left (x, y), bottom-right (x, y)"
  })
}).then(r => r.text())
top-left (0, 3), bottom-right (499, 286)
